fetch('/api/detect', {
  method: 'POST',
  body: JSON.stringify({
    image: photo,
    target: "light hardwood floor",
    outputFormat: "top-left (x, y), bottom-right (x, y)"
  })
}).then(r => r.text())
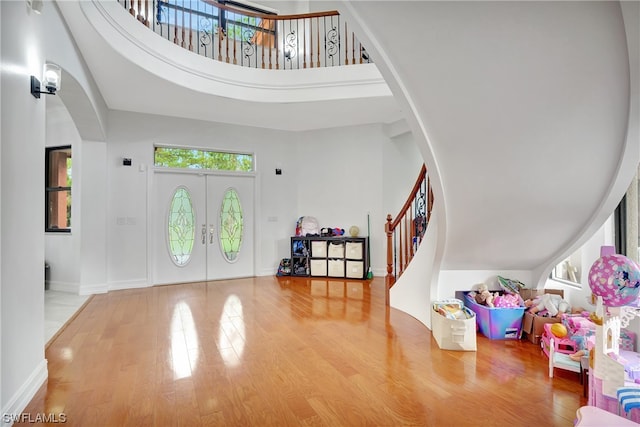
top-left (22, 276), bottom-right (586, 426)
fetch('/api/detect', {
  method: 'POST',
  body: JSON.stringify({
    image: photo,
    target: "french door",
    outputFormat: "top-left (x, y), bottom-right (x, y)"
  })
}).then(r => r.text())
top-left (152, 171), bottom-right (254, 285)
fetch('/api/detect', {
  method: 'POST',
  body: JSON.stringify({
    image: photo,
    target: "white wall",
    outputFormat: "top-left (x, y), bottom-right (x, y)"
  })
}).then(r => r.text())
top-left (45, 97), bottom-right (82, 293)
top-left (0, 0), bottom-right (3, 409)
top-left (295, 124), bottom-right (388, 273)
top-left (382, 129), bottom-right (424, 221)
top-left (0, 0), bottom-right (105, 419)
top-left (78, 140), bottom-right (107, 294)
top-left (1, 1), bottom-right (48, 420)
top-left (103, 113), bottom-right (400, 285)
top-left (105, 111), bottom-right (300, 285)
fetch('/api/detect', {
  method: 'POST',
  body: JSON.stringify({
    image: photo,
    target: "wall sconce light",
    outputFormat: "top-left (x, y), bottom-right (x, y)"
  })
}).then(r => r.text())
top-left (31, 63), bottom-right (61, 99)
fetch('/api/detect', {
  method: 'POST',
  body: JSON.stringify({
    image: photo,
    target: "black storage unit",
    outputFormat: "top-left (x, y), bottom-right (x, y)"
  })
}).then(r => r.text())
top-left (290, 236), bottom-right (369, 279)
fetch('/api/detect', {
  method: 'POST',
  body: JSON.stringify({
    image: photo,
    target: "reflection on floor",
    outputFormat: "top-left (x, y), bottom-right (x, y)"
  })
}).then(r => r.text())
top-left (45, 290), bottom-right (90, 343)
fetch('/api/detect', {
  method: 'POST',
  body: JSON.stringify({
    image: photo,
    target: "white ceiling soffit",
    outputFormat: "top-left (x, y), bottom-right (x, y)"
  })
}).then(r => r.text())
top-left (56, 0), bottom-right (403, 131)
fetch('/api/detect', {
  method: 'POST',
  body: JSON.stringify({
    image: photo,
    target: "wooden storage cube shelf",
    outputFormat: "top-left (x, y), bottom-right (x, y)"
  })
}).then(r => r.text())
top-left (328, 259), bottom-right (345, 277)
top-left (345, 242), bottom-right (363, 260)
top-left (346, 260), bottom-right (364, 279)
top-left (289, 237), bottom-right (368, 280)
top-left (311, 241), bottom-right (327, 258)
top-left (310, 259), bottom-right (327, 276)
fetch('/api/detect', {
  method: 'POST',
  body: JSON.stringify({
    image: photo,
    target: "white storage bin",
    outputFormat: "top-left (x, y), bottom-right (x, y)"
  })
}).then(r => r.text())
top-left (311, 240), bottom-right (327, 258)
top-left (328, 259), bottom-right (345, 277)
top-left (431, 299), bottom-right (477, 351)
top-left (345, 241), bottom-right (363, 260)
top-left (345, 260), bottom-right (364, 279)
top-left (310, 259), bottom-right (327, 276)
top-left (328, 242), bottom-right (345, 258)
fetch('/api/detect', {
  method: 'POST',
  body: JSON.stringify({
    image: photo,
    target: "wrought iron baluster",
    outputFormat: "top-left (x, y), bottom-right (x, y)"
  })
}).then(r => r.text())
top-left (121, 2), bottom-right (370, 70)
top-left (302, 18), bottom-right (307, 69)
top-left (345, 22), bottom-right (349, 65)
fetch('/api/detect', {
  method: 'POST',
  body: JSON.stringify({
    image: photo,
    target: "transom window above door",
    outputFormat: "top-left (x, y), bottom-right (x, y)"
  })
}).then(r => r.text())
top-left (154, 146), bottom-right (254, 173)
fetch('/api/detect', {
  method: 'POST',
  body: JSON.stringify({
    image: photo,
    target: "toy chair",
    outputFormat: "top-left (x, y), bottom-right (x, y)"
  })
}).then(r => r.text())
top-left (541, 322), bottom-right (578, 357)
top-left (549, 336), bottom-right (582, 380)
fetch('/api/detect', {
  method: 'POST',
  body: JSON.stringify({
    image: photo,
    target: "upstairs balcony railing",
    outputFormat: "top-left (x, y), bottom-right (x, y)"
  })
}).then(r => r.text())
top-left (117, 0), bottom-right (372, 70)
top-left (385, 164), bottom-right (433, 291)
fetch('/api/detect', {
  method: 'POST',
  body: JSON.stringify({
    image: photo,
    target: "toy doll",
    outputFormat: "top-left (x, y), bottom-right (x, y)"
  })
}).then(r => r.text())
top-left (524, 293), bottom-right (571, 318)
top-left (475, 284), bottom-right (497, 308)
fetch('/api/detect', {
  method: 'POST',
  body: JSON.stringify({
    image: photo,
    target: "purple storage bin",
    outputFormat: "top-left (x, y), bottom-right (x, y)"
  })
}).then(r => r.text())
top-left (462, 291), bottom-right (525, 339)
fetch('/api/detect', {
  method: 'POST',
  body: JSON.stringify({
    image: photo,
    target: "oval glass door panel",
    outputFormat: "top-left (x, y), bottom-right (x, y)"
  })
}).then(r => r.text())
top-left (168, 187), bottom-right (196, 266)
top-left (219, 188), bottom-right (243, 262)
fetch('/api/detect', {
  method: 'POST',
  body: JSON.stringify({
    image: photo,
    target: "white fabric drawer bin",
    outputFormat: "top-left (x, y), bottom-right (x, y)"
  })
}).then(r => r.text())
top-left (327, 259), bottom-right (345, 277)
top-left (345, 241), bottom-right (363, 260)
top-left (327, 242), bottom-right (345, 258)
top-left (310, 259), bottom-right (327, 276)
top-left (311, 240), bottom-right (327, 258)
top-left (431, 305), bottom-right (477, 352)
top-left (345, 260), bottom-right (364, 279)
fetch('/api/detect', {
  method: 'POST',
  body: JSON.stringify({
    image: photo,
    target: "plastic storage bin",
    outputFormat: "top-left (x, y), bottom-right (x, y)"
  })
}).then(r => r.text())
top-left (462, 291), bottom-right (525, 340)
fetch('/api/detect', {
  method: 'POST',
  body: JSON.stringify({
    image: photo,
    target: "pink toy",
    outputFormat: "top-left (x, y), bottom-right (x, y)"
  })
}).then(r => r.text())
top-left (493, 292), bottom-right (523, 308)
top-left (588, 246), bottom-right (640, 307)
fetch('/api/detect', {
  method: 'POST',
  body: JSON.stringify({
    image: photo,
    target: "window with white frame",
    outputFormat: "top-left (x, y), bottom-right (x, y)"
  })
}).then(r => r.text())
top-left (154, 146), bottom-right (254, 173)
top-left (45, 146), bottom-right (72, 232)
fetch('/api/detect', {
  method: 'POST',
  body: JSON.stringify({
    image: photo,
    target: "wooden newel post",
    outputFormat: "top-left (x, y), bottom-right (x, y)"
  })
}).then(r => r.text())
top-left (385, 214), bottom-right (395, 289)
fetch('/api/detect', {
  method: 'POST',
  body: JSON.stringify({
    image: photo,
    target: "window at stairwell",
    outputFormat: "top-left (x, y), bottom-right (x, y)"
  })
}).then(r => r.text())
top-left (556, 174), bottom-right (639, 286)
top-left (45, 146), bottom-right (72, 233)
top-left (155, 0), bottom-right (276, 46)
top-left (154, 146), bottom-right (254, 172)
top-left (551, 251), bottom-right (582, 284)
top-left (612, 165), bottom-right (640, 264)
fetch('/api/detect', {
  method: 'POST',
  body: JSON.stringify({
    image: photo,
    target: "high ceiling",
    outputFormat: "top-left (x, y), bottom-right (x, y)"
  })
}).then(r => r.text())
top-left (56, 1), bottom-right (404, 132)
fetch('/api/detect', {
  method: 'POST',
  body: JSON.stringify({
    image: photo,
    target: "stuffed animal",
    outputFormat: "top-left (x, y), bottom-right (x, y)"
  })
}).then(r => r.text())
top-left (524, 293), bottom-right (571, 318)
top-left (475, 284), bottom-right (496, 308)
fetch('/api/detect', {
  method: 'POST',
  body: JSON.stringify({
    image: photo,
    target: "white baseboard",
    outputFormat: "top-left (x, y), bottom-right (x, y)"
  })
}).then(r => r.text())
top-left (79, 282), bottom-right (108, 295)
top-left (257, 268), bottom-right (277, 276)
top-left (1, 359), bottom-right (48, 427)
top-left (47, 280), bottom-right (80, 294)
top-left (372, 267), bottom-right (386, 278)
top-left (108, 279), bottom-right (151, 292)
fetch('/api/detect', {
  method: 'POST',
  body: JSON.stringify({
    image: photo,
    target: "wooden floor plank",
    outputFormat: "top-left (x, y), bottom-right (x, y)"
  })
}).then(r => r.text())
top-left (19, 276), bottom-right (586, 426)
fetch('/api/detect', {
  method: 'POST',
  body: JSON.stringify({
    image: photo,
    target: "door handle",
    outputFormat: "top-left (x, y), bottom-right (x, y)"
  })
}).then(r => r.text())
top-left (201, 224), bottom-right (206, 244)
top-left (210, 225), bottom-right (215, 244)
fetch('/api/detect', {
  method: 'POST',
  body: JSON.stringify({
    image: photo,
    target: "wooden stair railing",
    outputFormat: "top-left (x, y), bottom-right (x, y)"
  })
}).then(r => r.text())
top-left (117, 0), bottom-right (372, 70)
top-left (385, 164), bottom-right (433, 293)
